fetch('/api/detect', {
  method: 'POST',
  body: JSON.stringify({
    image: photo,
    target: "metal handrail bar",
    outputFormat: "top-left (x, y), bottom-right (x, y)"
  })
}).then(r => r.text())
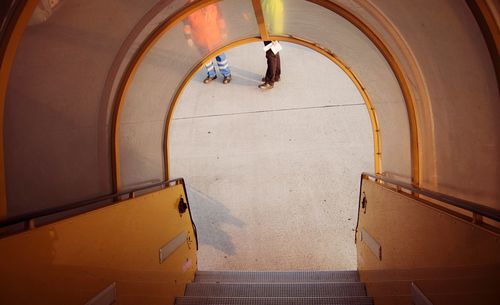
top-left (0, 178), bottom-right (184, 228)
top-left (362, 172), bottom-right (500, 222)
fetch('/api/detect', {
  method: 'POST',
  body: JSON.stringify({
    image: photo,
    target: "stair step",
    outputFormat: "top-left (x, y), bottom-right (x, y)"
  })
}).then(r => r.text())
top-left (184, 283), bottom-right (367, 298)
top-left (176, 296), bottom-right (374, 305)
top-left (195, 271), bottom-right (360, 283)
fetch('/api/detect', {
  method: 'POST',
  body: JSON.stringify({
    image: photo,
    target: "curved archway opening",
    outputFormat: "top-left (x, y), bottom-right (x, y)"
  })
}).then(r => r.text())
top-left (115, 0), bottom-right (414, 196)
top-left (169, 41), bottom-right (374, 270)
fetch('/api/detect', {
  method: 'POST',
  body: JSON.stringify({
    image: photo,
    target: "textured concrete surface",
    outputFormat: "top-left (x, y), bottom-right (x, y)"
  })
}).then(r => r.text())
top-left (169, 42), bottom-right (373, 271)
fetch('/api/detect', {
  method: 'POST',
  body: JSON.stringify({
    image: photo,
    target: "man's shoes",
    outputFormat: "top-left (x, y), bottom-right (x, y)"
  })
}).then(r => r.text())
top-left (258, 82), bottom-right (273, 89)
top-left (203, 75), bottom-right (217, 84)
top-left (223, 75), bottom-right (232, 84)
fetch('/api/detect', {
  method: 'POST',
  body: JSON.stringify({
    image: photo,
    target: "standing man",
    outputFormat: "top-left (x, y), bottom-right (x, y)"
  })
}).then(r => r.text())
top-left (184, 2), bottom-right (232, 84)
top-left (259, 41), bottom-right (281, 89)
top-left (258, 0), bottom-right (284, 89)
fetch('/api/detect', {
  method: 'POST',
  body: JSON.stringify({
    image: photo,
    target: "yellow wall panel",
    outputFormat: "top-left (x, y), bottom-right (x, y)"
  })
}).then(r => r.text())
top-left (0, 185), bottom-right (197, 305)
top-left (357, 179), bottom-right (500, 305)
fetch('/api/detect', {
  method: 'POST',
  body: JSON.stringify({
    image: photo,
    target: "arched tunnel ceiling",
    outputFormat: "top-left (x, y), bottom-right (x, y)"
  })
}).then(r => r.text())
top-left (2, 0), bottom-right (499, 217)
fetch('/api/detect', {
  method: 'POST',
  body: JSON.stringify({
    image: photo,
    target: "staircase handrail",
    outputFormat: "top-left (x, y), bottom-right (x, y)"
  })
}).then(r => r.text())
top-left (0, 178), bottom-right (198, 246)
top-left (361, 172), bottom-right (500, 222)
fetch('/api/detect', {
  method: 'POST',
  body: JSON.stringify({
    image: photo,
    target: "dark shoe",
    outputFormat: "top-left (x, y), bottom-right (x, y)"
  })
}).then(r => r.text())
top-left (203, 75), bottom-right (217, 84)
top-left (258, 82), bottom-right (273, 89)
top-left (261, 77), bottom-right (280, 82)
top-left (223, 75), bottom-right (232, 84)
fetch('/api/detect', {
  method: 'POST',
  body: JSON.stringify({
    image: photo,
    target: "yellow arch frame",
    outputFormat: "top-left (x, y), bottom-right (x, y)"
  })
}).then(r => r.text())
top-left (112, 0), bottom-right (415, 191)
top-left (111, 0), bottom-right (223, 191)
top-left (162, 36), bottom-right (382, 179)
top-left (308, 0), bottom-right (419, 184)
top-left (0, 0), bottom-right (39, 217)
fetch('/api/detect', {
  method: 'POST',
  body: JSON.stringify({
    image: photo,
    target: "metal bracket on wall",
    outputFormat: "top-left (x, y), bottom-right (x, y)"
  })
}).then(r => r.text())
top-left (360, 228), bottom-right (382, 260)
top-left (178, 197), bottom-right (188, 215)
top-left (159, 231), bottom-right (187, 264)
top-left (361, 192), bottom-right (367, 213)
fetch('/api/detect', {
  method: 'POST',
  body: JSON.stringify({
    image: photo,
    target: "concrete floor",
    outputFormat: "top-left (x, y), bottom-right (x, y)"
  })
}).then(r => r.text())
top-left (169, 42), bottom-right (374, 271)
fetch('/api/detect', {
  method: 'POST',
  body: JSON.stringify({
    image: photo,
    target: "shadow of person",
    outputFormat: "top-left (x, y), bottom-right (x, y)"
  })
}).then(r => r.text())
top-left (185, 186), bottom-right (245, 256)
top-left (225, 66), bottom-right (262, 86)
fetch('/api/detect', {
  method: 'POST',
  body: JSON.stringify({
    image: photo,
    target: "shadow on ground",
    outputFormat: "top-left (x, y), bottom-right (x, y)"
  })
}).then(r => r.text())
top-left (186, 186), bottom-right (245, 255)
top-left (191, 65), bottom-right (262, 87)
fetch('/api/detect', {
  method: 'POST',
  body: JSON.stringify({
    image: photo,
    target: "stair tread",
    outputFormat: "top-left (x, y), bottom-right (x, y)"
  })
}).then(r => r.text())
top-left (176, 296), bottom-right (373, 305)
top-left (185, 283), bottom-right (367, 297)
top-left (195, 271), bottom-right (359, 283)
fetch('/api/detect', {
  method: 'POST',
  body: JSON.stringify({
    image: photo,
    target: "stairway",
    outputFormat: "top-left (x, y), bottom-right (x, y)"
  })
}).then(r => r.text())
top-left (176, 271), bottom-right (374, 305)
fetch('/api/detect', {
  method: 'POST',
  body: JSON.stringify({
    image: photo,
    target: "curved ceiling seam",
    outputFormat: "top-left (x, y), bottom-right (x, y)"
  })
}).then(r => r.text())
top-left (251, 0), bottom-right (270, 40)
top-left (466, 0), bottom-right (500, 89)
top-left (111, 0), bottom-right (221, 192)
top-left (102, 1), bottom-right (177, 192)
top-left (352, 0), bottom-right (436, 186)
top-left (0, 0), bottom-right (38, 218)
top-left (308, 0), bottom-right (420, 185)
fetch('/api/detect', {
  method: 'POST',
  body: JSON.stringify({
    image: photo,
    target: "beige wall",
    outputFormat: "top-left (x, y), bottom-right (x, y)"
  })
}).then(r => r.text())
top-left (2, 0), bottom-right (498, 216)
top-left (338, 0), bottom-right (500, 208)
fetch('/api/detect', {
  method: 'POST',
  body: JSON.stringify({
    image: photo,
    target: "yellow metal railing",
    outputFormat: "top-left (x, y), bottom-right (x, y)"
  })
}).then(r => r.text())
top-left (1, 178), bottom-right (198, 247)
top-left (357, 172), bottom-right (500, 235)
